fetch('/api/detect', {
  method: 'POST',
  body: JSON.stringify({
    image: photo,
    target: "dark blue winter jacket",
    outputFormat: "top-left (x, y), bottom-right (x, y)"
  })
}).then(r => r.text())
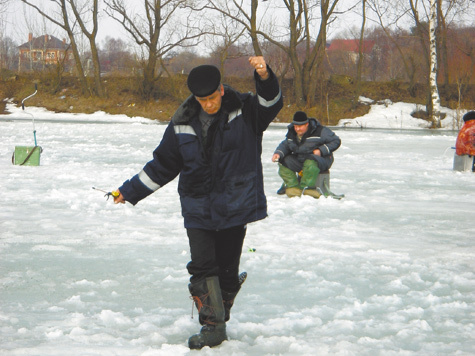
top-left (274, 118), bottom-right (341, 172)
top-left (119, 68), bottom-right (283, 230)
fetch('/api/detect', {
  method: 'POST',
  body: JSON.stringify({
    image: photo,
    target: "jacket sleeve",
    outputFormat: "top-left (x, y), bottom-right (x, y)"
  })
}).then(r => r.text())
top-left (119, 123), bottom-right (183, 205)
top-left (274, 138), bottom-right (290, 158)
top-left (252, 66), bottom-right (283, 133)
top-left (318, 127), bottom-right (341, 157)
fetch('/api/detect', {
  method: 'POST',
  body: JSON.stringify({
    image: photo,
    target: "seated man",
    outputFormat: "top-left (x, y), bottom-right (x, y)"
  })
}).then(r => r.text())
top-left (272, 111), bottom-right (341, 198)
top-left (455, 111), bottom-right (475, 172)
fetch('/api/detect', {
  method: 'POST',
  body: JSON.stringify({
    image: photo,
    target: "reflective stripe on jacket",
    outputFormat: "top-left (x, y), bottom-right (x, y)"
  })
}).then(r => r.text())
top-left (119, 68), bottom-right (283, 229)
top-left (274, 118), bottom-right (341, 172)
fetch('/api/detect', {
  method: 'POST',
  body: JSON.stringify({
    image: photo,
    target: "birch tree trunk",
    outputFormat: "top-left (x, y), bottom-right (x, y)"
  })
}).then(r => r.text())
top-left (429, 0), bottom-right (441, 127)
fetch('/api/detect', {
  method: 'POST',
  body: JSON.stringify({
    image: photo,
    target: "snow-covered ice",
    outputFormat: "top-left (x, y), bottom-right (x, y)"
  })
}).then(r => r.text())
top-left (0, 101), bottom-right (474, 355)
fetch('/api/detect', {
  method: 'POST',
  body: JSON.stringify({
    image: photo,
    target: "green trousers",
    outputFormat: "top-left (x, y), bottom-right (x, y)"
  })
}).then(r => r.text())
top-left (278, 160), bottom-right (320, 189)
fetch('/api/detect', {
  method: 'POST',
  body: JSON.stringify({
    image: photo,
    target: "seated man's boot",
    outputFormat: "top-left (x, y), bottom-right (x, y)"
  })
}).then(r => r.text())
top-left (276, 183), bottom-right (286, 195)
top-left (300, 160), bottom-right (321, 199)
top-left (302, 188), bottom-right (322, 198)
top-left (188, 276), bottom-right (227, 349)
top-left (278, 164), bottom-right (302, 197)
top-left (285, 187), bottom-right (303, 197)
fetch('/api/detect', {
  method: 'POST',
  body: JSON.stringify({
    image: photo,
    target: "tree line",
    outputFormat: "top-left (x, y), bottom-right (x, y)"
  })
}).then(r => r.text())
top-left (1, 0), bottom-right (474, 127)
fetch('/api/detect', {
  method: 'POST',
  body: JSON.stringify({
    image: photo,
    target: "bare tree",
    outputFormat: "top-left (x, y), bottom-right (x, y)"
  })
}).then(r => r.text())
top-left (303, 0), bottom-right (345, 107)
top-left (166, 50), bottom-right (203, 74)
top-left (19, 0), bottom-right (104, 96)
top-left (204, 0), bottom-right (268, 55)
top-left (20, 0), bottom-right (90, 94)
top-left (105, 0), bottom-right (204, 100)
top-left (452, 27), bottom-right (475, 116)
top-left (436, 0), bottom-right (472, 98)
top-left (67, 0), bottom-right (104, 97)
top-left (205, 0), bottom-right (345, 107)
top-left (353, 0), bottom-right (367, 110)
top-left (202, 0), bottom-right (279, 75)
top-left (206, 11), bottom-right (246, 76)
top-left (437, 0), bottom-right (449, 92)
top-left (367, 0), bottom-right (419, 95)
top-left (0, 36), bottom-right (18, 71)
top-left (100, 36), bottom-right (132, 72)
top-left (0, 1), bottom-right (10, 71)
top-left (405, 0), bottom-right (471, 126)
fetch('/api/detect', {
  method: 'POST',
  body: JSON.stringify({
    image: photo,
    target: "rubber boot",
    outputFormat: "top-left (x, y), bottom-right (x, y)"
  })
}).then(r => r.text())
top-left (300, 160), bottom-right (321, 199)
top-left (278, 164), bottom-right (302, 197)
top-left (276, 176), bottom-right (301, 195)
top-left (278, 164), bottom-right (299, 187)
top-left (286, 187), bottom-right (303, 198)
top-left (188, 276), bottom-right (227, 349)
top-left (276, 183), bottom-right (286, 195)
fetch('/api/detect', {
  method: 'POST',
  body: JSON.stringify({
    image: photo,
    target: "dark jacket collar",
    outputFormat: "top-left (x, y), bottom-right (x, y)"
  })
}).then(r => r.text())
top-left (287, 118), bottom-right (321, 139)
top-left (172, 85), bottom-right (243, 125)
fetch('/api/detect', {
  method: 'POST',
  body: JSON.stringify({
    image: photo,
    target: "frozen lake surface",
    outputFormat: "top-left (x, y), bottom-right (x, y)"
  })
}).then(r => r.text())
top-left (0, 104), bottom-right (474, 355)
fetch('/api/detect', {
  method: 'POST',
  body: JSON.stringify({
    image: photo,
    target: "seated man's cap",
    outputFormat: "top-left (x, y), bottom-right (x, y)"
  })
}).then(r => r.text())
top-left (292, 111), bottom-right (309, 125)
top-left (463, 111), bottom-right (475, 122)
top-left (187, 65), bottom-right (221, 97)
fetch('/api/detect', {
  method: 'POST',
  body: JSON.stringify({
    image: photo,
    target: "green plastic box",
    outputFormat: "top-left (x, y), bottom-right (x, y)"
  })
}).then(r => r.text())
top-left (13, 146), bottom-right (41, 166)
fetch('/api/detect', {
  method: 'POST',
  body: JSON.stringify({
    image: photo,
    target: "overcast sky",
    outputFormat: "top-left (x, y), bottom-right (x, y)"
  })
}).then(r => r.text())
top-left (4, 0), bottom-right (368, 47)
top-left (4, 0), bottom-right (474, 51)
top-left (4, 0), bottom-right (128, 46)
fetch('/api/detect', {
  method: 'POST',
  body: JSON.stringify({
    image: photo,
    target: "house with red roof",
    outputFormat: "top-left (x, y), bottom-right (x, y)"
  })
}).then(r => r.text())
top-left (18, 33), bottom-right (72, 71)
top-left (327, 39), bottom-right (376, 63)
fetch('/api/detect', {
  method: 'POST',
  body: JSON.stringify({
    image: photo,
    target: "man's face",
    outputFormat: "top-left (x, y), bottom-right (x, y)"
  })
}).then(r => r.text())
top-left (294, 123), bottom-right (309, 137)
top-left (195, 85), bottom-right (224, 115)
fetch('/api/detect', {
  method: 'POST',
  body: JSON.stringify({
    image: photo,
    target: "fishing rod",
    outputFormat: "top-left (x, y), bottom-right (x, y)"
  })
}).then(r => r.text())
top-left (92, 187), bottom-right (120, 201)
top-left (13, 83), bottom-right (42, 166)
top-left (21, 83), bottom-right (38, 146)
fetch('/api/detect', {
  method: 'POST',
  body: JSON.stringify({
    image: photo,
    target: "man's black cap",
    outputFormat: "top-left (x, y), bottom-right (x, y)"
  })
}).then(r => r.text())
top-left (187, 65), bottom-right (221, 97)
top-left (463, 111), bottom-right (475, 122)
top-left (292, 111), bottom-right (309, 125)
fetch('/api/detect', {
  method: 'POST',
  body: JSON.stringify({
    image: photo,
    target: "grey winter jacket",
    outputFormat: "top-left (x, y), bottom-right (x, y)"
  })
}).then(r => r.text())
top-left (274, 118), bottom-right (341, 172)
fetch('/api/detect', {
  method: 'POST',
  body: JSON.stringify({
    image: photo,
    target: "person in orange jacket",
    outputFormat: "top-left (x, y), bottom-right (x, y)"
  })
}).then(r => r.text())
top-left (455, 111), bottom-right (475, 172)
top-left (456, 111), bottom-right (475, 156)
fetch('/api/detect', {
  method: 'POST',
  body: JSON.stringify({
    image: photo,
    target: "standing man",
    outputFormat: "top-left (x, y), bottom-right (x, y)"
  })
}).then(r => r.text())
top-left (272, 111), bottom-right (341, 198)
top-left (113, 57), bottom-right (282, 349)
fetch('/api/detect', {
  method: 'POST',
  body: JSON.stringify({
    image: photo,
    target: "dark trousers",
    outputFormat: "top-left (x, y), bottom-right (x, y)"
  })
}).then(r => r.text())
top-left (282, 153), bottom-right (333, 172)
top-left (186, 225), bottom-right (246, 292)
top-left (281, 154), bottom-right (306, 172)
